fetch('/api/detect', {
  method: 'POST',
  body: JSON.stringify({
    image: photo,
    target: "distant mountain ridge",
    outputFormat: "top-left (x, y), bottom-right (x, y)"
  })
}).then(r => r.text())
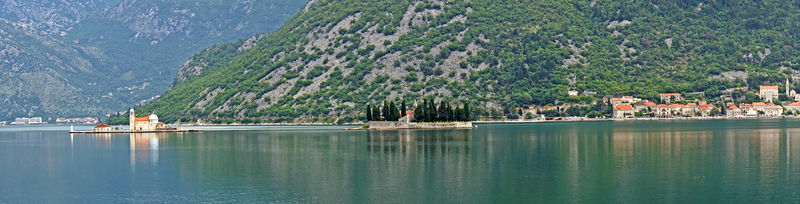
top-left (134, 0), bottom-right (800, 123)
top-left (0, 0), bottom-right (308, 120)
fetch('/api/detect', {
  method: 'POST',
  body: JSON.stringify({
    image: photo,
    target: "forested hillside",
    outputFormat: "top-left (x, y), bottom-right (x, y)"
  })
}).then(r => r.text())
top-left (134, 0), bottom-right (800, 123)
top-left (0, 0), bottom-right (307, 120)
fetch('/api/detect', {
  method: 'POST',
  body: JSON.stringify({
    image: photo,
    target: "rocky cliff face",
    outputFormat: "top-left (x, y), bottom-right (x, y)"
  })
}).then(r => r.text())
top-left (0, 0), bottom-right (307, 120)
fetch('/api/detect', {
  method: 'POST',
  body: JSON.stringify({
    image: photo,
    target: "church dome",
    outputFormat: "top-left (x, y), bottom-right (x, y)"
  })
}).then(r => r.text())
top-left (149, 114), bottom-right (158, 121)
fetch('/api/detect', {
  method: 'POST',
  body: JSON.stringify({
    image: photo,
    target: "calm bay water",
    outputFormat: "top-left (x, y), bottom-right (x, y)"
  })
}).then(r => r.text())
top-left (1, 120), bottom-right (800, 203)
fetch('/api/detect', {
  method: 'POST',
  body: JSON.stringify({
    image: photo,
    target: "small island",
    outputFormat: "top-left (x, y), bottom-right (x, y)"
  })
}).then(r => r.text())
top-left (364, 98), bottom-right (474, 130)
top-left (69, 108), bottom-right (202, 133)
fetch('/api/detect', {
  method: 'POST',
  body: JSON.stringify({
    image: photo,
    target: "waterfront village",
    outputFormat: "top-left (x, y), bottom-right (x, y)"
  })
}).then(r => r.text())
top-left (1, 117), bottom-right (98, 126)
top-left (518, 81), bottom-right (800, 120)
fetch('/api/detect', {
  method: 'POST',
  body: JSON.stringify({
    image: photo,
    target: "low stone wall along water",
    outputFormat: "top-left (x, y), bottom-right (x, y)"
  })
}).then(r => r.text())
top-left (368, 121), bottom-right (473, 130)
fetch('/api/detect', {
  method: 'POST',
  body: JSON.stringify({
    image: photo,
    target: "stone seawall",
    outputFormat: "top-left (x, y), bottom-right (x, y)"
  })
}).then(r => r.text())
top-left (368, 121), bottom-right (474, 130)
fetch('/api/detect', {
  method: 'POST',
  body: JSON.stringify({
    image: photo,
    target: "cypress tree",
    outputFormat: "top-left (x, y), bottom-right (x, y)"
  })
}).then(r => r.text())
top-left (422, 99), bottom-right (429, 122)
top-left (428, 98), bottom-right (436, 122)
top-left (414, 104), bottom-right (423, 122)
top-left (366, 104), bottom-right (373, 121)
top-left (382, 101), bottom-right (389, 121)
top-left (448, 102), bottom-right (453, 121)
top-left (455, 106), bottom-right (462, 122)
top-left (372, 105), bottom-right (381, 121)
top-left (417, 102), bottom-right (425, 122)
top-left (389, 101), bottom-right (398, 121)
top-left (463, 102), bottom-right (470, 121)
top-left (440, 101), bottom-right (446, 121)
top-left (401, 101), bottom-right (407, 117)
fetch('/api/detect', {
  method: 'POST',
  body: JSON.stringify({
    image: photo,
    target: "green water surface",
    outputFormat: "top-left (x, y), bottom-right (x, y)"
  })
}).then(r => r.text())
top-left (0, 120), bottom-right (799, 203)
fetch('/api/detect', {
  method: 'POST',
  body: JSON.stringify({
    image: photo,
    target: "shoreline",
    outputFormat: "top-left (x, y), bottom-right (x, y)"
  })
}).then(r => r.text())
top-left (86, 116), bottom-right (800, 127)
top-left (69, 129), bottom-right (203, 134)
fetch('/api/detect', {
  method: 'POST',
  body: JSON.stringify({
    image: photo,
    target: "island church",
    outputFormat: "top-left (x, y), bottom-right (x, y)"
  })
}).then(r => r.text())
top-left (129, 109), bottom-right (176, 131)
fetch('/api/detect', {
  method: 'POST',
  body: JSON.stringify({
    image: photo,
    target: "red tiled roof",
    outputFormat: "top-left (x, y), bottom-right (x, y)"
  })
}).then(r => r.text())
top-left (669, 104), bottom-right (685, 108)
top-left (134, 117), bottom-right (149, 121)
top-left (656, 104), bottom-right (668, 108)
top-left (615, 104), bottom-right (634, 111)
top-left (660, 93), bottom-right (681, 96)
top-left (752, 102), bottom-right (767, 106)
top-left (766, 105), bottom-right (782, 109)
top-left (635, 101), bottom-right (657, 107)
top-left (760, 86), bottom-right (779, 89)
top-left (788, 102), bottom-right (800, 106)
top-left (95, 124), bottom-right (110, 128)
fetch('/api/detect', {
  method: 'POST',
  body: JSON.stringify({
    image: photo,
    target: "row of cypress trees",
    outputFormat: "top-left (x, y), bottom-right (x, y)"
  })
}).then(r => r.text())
top-left (365, 98), bottom-right (470, 122)
top-left (413, 98), bottom-right (470, 122)
top-left (366, 101), bottom-right (407, 121)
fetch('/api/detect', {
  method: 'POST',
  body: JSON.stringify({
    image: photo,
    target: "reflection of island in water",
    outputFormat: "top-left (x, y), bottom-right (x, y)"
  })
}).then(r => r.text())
top-left (367, 130), bottom-right (472, 154)
top-left (128, 133), bottom-right (178, 166)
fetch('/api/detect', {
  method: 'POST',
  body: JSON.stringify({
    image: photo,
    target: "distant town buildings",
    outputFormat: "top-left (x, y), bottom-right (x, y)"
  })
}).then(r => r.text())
top-left (10, 117), bottom-right (45, 125)
top-left (523, 82), bottom-right (800, 119)
top-left (55, 117), bottom-right (98, 124)
top-left (613, 94), bottom-right (718, 118)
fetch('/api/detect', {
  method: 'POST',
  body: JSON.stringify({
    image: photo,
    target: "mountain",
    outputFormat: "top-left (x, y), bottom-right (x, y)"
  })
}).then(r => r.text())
top-left (134, 0), bottom-right (800, 123)
top-left (0, 0), bottom-right (308, 120)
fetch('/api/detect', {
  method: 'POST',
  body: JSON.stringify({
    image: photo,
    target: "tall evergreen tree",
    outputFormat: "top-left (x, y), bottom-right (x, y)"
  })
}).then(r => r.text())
top-left (427, 98), bottom-right (436, 122)
top-left (455, 106), bottom-right (462, 122)
top-left (401, 101), bottom-right (407, 117)
top-left (389, 101), bottom-right (398, 121)
top-left (415, 103), bottom-right (424, 122)
top-left (463, 102), bottom-right (471, 121)
top-left (382, 101), bottom-right (389, 121)
top-left (366, 104), bottom-right (373, 121)
top-left (372, 105), bottom-right (381, 121)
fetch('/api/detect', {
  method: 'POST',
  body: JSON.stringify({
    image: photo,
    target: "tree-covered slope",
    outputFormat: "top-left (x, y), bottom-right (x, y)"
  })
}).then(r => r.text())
top-left (137, 0), bottom-right (800, 123)
top-left (0, 0), bottom-right (307, 120)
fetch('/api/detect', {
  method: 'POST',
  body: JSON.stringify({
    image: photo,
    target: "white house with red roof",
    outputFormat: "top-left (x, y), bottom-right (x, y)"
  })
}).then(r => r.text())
top-left (787, 102), bottom-right (800, 114)
top-left (726, 105), bottom-right (743, 117)
top-left (613, 104), bottom-right (635, 118)
top-left (765, 105), bottom-right (783, 117)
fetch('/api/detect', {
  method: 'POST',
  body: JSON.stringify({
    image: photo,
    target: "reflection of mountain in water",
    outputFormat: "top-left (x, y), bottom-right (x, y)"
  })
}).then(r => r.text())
top-left (367, 130), bottom-right (471, 154)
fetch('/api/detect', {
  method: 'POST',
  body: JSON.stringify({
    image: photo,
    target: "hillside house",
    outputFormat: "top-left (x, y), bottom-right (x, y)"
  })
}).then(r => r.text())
top-left (659, 93), bottom-right (683, 103)
top-left (759, 86), bottom-right (779, 103)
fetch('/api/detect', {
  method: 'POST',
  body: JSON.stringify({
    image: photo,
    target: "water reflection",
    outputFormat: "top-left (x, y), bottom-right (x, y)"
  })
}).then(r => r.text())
top-left (367, 130), bottom-right (471, 154)
top-left (129, 133), bottom-right (165, 166)
top-left (3, 122), bottom-right (800, 202)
